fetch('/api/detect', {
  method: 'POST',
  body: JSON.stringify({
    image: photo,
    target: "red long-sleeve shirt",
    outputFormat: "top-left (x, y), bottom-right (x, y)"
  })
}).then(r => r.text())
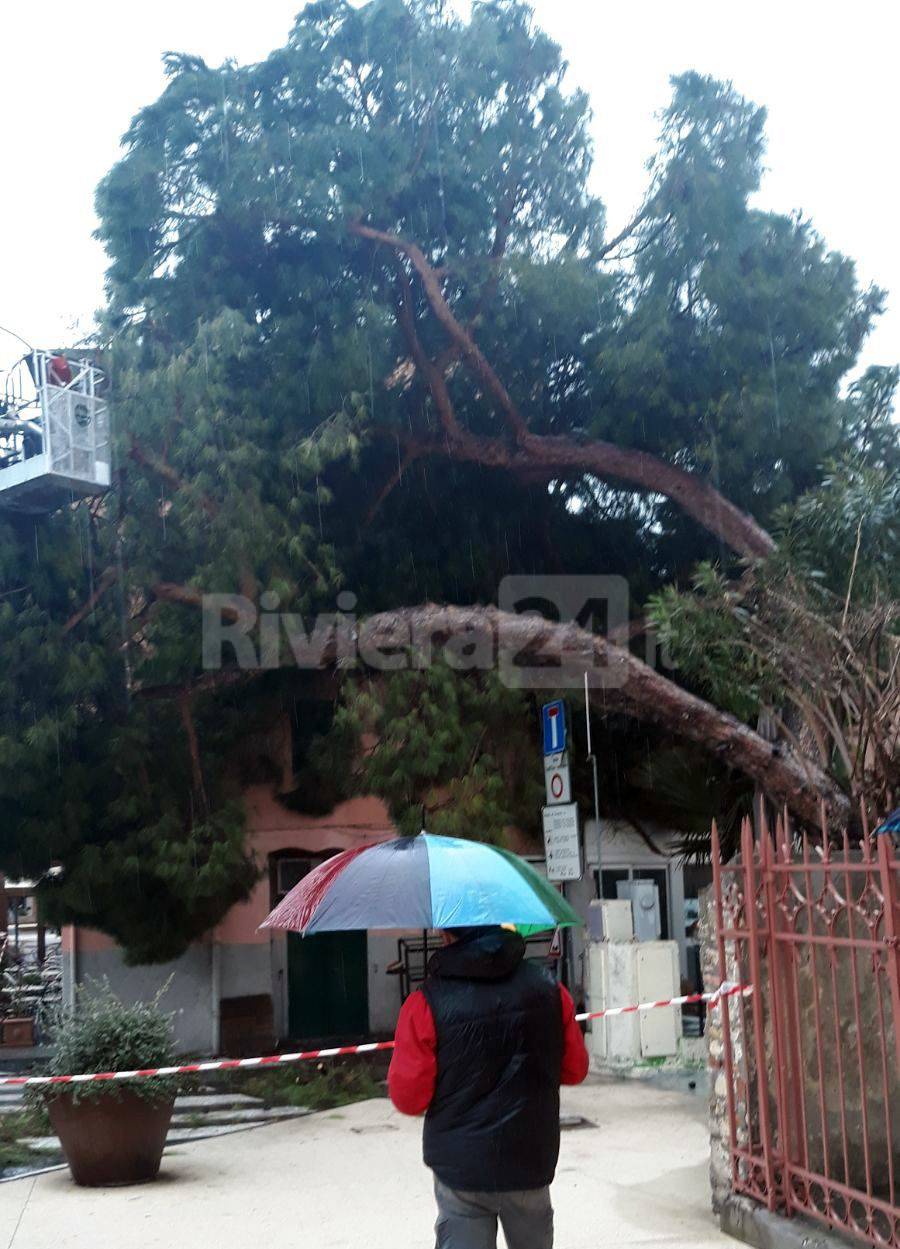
top-left (388, 983), bottom-right (589, 1116)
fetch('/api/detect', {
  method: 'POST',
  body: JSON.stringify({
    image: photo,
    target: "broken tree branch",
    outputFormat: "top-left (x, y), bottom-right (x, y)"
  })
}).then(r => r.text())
top-left (368, 429), bottom-right (775, 558)
top-left (346, 604), bottom-right (848, 827)
top-left (354, 221), bottom-right (774, 557)
top-left (351, 220), bottom-right (529, 442)
top-left (129, 437), bottom-right (217, 520)
top-left (393, 266), bottom-right (462, 439)
top-left (63, 566), bottom-right (120, 634)
top-left (125, 589), bottom-right (848, 824)
top-left (150, 581), bottom-right (240, 622)
top-left (595, 198), bottom-right (664, 261)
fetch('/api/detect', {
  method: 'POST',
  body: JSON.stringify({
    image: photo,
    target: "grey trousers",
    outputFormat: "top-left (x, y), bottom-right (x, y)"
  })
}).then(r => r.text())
top-left (433, 1177), bottom-right (553, 1249)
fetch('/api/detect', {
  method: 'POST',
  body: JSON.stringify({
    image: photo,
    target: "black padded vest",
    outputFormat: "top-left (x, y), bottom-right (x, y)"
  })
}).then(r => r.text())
top-left (421, 929), bottom-right (564, 1192)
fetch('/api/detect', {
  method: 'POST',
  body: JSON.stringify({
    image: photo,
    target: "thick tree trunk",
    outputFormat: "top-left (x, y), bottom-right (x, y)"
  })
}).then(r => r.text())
top-left (350, 603), bottom-right (848, 826)
top-left (351, 219), bottom-right (775, 560)
top-left (431, 431), bottom-right (776, 560)
top-left (138, 588), bottom-right (846, 824)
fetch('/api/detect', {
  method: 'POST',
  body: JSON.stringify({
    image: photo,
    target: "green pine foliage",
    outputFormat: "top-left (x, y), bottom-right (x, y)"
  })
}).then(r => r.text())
top-left (649, 366), bottom-right (900, 723)
top-left (329, 662), bottom-right (545, 841)
top-left (0, 0), bottom-right (894, 956)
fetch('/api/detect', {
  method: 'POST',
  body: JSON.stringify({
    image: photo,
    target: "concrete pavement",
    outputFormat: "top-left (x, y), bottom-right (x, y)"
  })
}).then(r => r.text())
top-left (0, 1077), bottom-right (734, 1249)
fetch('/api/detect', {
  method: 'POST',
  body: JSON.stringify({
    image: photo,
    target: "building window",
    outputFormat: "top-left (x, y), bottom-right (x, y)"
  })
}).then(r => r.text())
top-left (271, 855), bottom-right (314, 904)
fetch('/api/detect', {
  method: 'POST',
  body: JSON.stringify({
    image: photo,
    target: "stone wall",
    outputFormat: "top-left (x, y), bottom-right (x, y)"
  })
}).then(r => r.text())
top-left (699, 886), bottom-right (737, 1213)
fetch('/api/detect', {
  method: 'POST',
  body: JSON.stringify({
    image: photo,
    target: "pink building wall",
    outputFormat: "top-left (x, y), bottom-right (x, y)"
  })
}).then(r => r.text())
top-left (64, 787), bottom-right (396, 953)
top-left (59, 788), bottom-right (557, 1054)
top-left (215, 787), bottom-right (396, 943)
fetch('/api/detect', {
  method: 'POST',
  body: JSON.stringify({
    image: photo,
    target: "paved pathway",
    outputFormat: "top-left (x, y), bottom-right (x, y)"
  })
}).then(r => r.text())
top-left (0, 1077), bottom-right (734, 1249)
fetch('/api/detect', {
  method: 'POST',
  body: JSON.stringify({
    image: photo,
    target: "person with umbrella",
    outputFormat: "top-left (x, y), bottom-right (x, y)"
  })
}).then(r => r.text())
top-left (388, 922), bottom-right (589, 1249)
top-left (263, 831), bottom-right (590, 1249)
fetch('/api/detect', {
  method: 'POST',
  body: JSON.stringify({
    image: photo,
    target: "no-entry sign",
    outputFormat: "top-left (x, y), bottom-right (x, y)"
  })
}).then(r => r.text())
top-left (544, 750), bottom-right (572, 805)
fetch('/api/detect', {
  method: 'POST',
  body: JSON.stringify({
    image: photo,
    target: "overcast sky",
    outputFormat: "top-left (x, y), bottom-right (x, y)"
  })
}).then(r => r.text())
top-left (1, 1), bottom-right (896, 381)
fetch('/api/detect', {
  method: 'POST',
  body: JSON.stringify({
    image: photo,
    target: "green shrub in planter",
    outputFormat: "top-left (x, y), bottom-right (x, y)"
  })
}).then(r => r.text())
top-left (33, 980), bottom-right (177, 1106)
top-left (29, 981), bottom-right (181, 1187)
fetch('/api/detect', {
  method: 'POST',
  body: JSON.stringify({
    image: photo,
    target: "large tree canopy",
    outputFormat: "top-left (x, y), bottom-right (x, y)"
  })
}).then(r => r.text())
top-left (1, 0), bottom-right (894, 960)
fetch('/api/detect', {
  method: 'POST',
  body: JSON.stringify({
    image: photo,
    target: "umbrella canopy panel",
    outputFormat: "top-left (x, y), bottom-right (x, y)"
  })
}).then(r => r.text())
top-left (261, 833), bottom-right (581, 935)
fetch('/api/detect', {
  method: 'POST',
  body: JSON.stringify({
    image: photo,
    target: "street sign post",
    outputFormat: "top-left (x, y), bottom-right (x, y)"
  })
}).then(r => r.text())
top-left (544, 751), bottom-right (572, 805)
top-left (541, 700), bottom-right (567, 755)
top-left (542, 803), bottom-right (582, 881)
top-left (539, 700), bottom-right (579, 988)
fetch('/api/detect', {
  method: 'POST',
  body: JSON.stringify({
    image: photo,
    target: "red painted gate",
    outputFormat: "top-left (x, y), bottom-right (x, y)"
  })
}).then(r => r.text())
top-left (712, 814), bottom-right (900, 1248)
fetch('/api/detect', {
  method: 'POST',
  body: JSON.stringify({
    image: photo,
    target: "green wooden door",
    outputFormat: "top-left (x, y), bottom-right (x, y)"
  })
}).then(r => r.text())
top-left (287, 930), bottom-right (369, 1040)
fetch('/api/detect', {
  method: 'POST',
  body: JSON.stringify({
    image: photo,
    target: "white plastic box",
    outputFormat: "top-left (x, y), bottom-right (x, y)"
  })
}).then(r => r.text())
top-left (588, 939), bottom-right (681, 1065)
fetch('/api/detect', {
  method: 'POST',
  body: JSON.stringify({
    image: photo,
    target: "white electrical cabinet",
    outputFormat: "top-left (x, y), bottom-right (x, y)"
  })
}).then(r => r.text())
top-left (588, 938), bottom-right (681, 1065)
top-left (587, 898), bottom-right (633, 942)
top-left (617, 878), bottom-right (662, 942)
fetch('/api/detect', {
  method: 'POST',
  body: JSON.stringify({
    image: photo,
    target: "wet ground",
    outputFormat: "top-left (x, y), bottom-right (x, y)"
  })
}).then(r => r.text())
top-left (0, 1075), bottom-right (732, 1249)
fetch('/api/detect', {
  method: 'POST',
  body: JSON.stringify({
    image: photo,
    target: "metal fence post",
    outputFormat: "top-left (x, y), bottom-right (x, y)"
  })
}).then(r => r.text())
top-left (877, 832), bottom-right (900, 1074)
top-left (760, 823), bottom-right (799, 1215)
top-left (742, 818), bottom-right (780, 1211)
top-left (711, 821), bottom-right (740, 1187)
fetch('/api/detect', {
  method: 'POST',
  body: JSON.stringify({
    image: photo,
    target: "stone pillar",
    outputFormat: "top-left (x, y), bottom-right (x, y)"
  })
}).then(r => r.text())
top-left (699, 885), bottom-right (737, 1214)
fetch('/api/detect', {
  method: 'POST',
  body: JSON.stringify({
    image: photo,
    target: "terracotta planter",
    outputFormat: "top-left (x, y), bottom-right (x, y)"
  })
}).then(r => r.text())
top-left (48, 1089), bottom-right (174, 1187)
top-left (1, 1017), bottom-right (35, 1047)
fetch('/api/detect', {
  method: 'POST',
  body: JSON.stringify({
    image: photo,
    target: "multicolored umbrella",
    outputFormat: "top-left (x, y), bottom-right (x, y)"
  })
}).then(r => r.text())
top-left (260, 832), bottom-right (581, 936)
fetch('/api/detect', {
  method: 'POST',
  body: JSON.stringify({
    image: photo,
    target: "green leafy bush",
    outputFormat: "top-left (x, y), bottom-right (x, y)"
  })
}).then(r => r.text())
top-left (30, 980), bottom-right (179, 1107)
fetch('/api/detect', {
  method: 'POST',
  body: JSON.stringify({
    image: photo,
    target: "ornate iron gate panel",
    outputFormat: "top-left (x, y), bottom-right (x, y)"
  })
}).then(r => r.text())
top-left (712, 815), bottom-right (900, 1248)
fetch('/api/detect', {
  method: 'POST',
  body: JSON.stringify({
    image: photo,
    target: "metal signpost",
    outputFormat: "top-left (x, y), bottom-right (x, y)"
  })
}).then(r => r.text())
top-left (583, 673), bottom-right (602, 897)
top-left (540, 701), bottom-right (582, 989)
top-left (540, 700), bottom-right (580, 879)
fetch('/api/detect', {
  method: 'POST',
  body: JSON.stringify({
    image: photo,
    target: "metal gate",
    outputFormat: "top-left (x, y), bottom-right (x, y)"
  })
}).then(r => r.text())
top-left (712, 814), bottom-right (900, 1248)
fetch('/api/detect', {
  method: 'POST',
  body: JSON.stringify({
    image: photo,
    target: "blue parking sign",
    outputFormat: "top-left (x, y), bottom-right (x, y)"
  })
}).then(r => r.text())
top-left (541, 700), bottom-right (566, 756)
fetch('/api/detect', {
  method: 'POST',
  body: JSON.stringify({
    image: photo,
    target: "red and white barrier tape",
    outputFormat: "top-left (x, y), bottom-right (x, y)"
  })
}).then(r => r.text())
top-left (0, 982), bottom-right (751, 1087)
top-left (574, 982), bottom-right (752, 1023)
